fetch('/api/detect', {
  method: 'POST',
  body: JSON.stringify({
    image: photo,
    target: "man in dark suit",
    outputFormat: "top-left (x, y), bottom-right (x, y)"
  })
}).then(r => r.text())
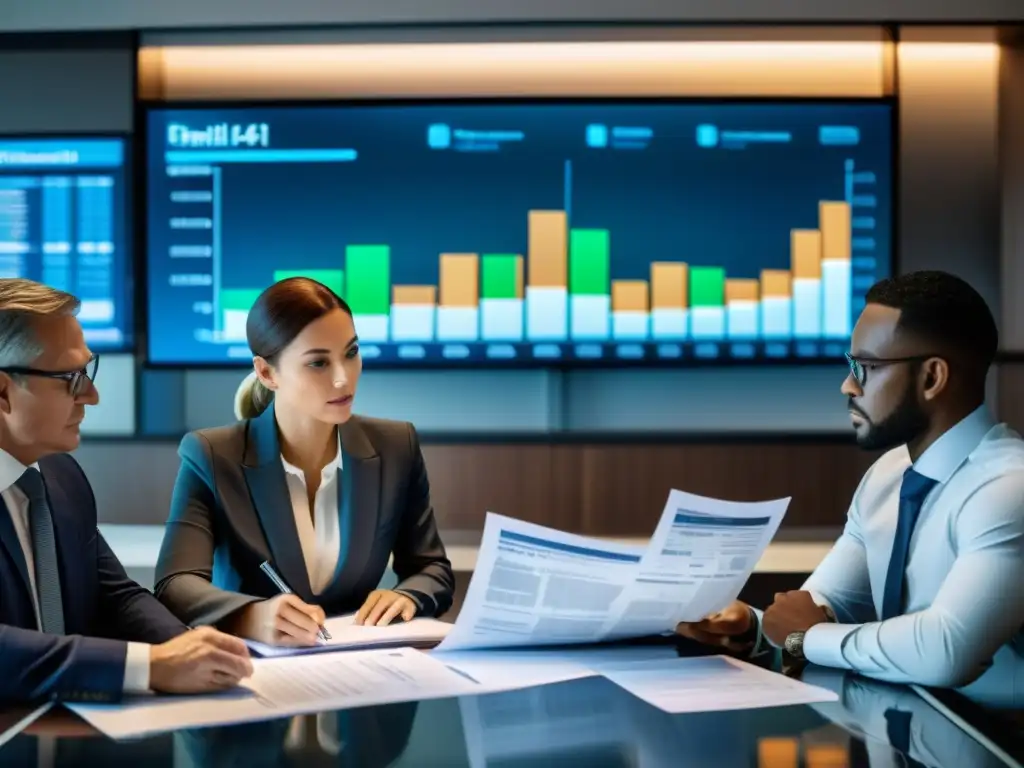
top-left (0, 279), bottom-right (253, 703)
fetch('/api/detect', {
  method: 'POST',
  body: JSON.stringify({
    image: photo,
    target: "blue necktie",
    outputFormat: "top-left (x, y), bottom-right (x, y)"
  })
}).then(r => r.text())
top-left (16, 468), bottom-right (65, 634)
top-left (885, 708), bottom-right (925, 767)
top-left (881, 467), bottom-right (937, 621)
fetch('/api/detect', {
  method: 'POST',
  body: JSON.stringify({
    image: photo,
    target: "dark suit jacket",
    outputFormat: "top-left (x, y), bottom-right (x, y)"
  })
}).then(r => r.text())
top-left (154, 404), bottom-right (455, 628)
top-left (0, 453), bottom-right (187, 704)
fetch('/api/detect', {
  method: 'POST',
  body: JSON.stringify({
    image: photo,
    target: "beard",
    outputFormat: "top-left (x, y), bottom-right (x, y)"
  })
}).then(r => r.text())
top-left (851, 382), bottom-right (930, 452)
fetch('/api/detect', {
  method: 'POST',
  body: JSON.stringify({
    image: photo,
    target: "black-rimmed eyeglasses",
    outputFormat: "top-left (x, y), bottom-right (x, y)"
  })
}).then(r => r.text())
top-left (0, 355), bottom-right (99, 397)
top-left (845, 351), bottom-right (936, 386)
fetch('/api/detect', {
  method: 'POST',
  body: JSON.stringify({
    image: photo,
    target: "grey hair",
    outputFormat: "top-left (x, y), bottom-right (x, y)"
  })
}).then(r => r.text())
top-left (0, 278), bottom-right (81, 370)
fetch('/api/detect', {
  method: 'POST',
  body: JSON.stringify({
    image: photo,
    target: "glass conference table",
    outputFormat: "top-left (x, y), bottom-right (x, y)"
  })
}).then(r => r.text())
top-left (1, 640), bottom-right (1021, 768)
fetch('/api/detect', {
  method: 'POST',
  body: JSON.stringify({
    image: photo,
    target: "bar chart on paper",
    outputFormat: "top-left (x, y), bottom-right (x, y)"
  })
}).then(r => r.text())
top-left (146, 102), bottom-right (892, 365)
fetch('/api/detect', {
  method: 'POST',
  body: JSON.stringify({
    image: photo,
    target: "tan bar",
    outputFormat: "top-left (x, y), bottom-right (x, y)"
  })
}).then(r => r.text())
top-left (612, 280), bottom-right (648, 312)
top-left (758, 738), bottom-right (799, 768)
top-left (761, 269), bottom-right (792, 297)
top-left (725, 278), bottom-right (759, 303)
top-left (791, 229), bottom-right (823, 279)
top-left (651, 262), bottom-right (688, 309)
top-left (527, 210), bottom-right (567, 287)
top-left (393, 285), bottom-right (436, 305)
top-left (440, 253), bottom-right (479, 307)
top-left (513, 255), bottom-right (524, 299)
top-left (805, 745), bottom-right (849, 768)
top-left (820, 201), bottom-right (852, 261)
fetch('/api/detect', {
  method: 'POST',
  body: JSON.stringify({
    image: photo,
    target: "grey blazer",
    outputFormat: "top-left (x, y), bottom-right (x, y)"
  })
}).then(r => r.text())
top-left (153, 402), bottom-right (455, 627)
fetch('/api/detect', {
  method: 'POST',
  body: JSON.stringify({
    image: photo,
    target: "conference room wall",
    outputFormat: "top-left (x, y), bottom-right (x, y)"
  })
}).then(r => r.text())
top-left (2, 0), bottom-right (1024, 32)
top-left (0, 34), bottom-right (1015, 534)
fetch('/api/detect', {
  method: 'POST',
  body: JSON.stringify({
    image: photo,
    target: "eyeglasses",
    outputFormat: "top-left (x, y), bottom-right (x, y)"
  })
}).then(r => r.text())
top-left (845, 351), bottom-right (937, 386)
top-left (0, 355), bottom-right (99, 397)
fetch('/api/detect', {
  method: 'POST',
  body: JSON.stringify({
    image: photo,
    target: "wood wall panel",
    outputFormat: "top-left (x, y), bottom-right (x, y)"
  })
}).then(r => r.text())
top-left (420, 440), bottom-right (877, 537)
top-left (998, 364), bottom-right (1024, 432)
top-left (420, 444), bottom-right (582, 532)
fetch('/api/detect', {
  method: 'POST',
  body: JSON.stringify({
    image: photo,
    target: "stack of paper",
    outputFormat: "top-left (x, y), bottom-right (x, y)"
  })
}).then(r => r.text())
top-left (438, 489), bottom-right (790, 651)
top-left (245, 613), bottom-right (452, 657)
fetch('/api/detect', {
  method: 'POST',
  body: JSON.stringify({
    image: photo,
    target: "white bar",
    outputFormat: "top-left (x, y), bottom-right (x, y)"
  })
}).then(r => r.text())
top-left (391, 305), bottom-right (435, 342)
top-left (793, 278), bottom-right (822, 338)
top-left (727, 302), bottom-right (758, 339)
top-left (78, 299), bottom-right (114, 323)
top-left (761, 297), bottom-right (792, 339)
top-left (223, 309), bottom-right (247, 342)
top-left (571, 294), bottom-right (610, 340)
top-left (481, 299), bottom-right (523, 341)
top-left (525, 287), bottom-right (567, 341)
top-left (0, 242), bottom-right (30, 254)
top-left (691, 307), bottom-right (725, 340)
top-left (822, 259), bottom-right (852, 338)
top-left (651, 308), bottom-right (689, 339)
top-left (355, 314), bottom-right (389, 343)
top-left (612, 311), bottom-right (648, 340)
top-left (437, 307), bottom-right (479, 342)
top-left (43, 242), bottom-right (72, 254)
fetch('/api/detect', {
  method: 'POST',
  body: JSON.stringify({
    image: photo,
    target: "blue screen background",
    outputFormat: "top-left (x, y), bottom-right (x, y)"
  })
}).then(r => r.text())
top-left (145, 101), bottom-right (892, 366)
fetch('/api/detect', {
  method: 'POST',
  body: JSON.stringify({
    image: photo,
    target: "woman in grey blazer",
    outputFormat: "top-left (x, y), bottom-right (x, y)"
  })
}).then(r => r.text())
top-left (154, 278), bottom-right (455, 646)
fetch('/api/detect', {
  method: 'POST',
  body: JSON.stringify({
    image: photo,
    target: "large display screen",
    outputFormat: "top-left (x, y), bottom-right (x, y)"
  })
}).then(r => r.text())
top-left (145, 101), bottom-right (892, 366)
top-left (0, 136), bottom-right (131, 349)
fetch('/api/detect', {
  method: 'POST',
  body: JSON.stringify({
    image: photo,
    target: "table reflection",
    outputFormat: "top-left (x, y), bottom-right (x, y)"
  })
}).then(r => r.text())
top-left (175, 701), bottom-right (419, 768)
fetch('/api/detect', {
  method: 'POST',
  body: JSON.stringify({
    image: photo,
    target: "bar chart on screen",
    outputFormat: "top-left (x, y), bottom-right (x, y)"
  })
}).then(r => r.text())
top-left (146, 102), bottom-right (891, 366)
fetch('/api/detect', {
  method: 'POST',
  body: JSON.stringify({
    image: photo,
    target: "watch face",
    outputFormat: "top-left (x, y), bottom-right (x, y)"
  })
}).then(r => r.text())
top-left (785, 632), bottom-right (805, 657)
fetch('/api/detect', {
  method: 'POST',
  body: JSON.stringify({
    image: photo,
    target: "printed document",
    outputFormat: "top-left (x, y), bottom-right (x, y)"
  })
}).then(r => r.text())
top-left (438, 490), bottom-right (788, 651)
top-left (596, 655), bottom-right (838, 714)
top-left (246, 613), bottom-right (452, 657)
top-left (631, 489), bottom-right (790, 625)
top-left (67, 647), bottom-right (479, 740)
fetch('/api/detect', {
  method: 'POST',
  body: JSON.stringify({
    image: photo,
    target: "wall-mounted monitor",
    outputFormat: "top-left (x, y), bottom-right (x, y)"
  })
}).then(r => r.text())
top-left (0, 136), bottom-right (132, 350)
top-left (145, 101), bottom-right (892, 366)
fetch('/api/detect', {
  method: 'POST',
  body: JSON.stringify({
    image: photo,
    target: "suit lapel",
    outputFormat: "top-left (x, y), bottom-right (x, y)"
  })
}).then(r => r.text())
top-left (242, 403), bottom-right (313, 602)
top-left (325, 417), bottom-right (380, 602)
top-left (0, 492), bottom-right (32, 604)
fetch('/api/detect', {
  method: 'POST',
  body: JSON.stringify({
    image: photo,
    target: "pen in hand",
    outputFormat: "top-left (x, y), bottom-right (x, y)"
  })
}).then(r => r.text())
top-left (259, 560), bottom-right (332, 643)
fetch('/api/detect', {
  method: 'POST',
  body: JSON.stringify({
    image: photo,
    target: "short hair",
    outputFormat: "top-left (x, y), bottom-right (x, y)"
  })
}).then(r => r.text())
top-left (235, 277), bottom-right (352, 420)
top-left (0, 278), bottom-right (80, 370)
top-left (865, 270), bottom-right (998, 375)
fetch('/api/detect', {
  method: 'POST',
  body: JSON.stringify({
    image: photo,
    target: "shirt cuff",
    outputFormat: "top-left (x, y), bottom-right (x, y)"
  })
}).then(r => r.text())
top-left (803, 623), bottom-right (858, 670)
top-left (122, 642), bottom-right (152, 693)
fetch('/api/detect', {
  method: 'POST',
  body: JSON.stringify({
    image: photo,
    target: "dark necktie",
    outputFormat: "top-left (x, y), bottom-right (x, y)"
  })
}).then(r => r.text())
top-left (881, 467), bottom-right (937, 621)
top-left (16, 468), bottom-right (65, 634)
top-left (885, 708), bottom-right (925, 767)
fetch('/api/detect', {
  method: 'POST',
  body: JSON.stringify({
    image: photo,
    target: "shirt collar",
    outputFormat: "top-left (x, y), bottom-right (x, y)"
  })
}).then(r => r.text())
top-left (0, 448), bottom-right (36, 494)
top-left (913, 404), bottom-right (996, 484)
top-left (280, 430), bottom-right (343, 482)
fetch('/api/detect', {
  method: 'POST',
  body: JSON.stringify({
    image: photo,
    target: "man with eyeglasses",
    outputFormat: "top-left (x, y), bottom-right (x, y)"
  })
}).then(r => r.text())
top-left (0, 279), bottom-right (253, 703)
top-left (678, 270), bottom-right (1024, 694)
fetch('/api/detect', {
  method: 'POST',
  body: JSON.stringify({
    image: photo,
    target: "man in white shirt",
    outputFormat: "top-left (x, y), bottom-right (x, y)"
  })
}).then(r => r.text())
top-left (678, 270), bottom-right (1024, 690)
top-left (0, 278), bottom-right (253, 703)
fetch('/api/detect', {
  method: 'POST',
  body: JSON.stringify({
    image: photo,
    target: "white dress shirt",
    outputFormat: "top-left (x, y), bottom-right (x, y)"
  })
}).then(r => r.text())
top-left (799, 405), bottom-right (1024, 689)
top-left (0, 448), bottom-right (151, 693)
top-left (280, 435), bottom-right (343, 595)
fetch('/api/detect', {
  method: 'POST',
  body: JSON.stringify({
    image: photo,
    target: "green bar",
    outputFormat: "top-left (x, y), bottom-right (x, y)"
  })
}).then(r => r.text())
top-left (221, 288), bottom-right (263, 312)
top-left (482, 255), bottom-right (519, 300)
top-left (273, 269), bottom-right (344, 296)
top-left (690, 267), bottom-right (726, 307)
top-left (345, 245), bottom-right (390, 315)
top-left (569, 229), bottom-right (610, 296)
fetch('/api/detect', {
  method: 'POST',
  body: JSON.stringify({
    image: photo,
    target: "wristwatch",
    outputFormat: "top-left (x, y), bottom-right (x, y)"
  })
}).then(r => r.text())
top-left (784, 631), bottom-right (806, 660)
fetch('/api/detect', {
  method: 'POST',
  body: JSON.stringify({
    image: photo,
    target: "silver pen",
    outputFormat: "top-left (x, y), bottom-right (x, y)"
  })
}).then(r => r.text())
top-left (259, 560), bottom-right (331, 642)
